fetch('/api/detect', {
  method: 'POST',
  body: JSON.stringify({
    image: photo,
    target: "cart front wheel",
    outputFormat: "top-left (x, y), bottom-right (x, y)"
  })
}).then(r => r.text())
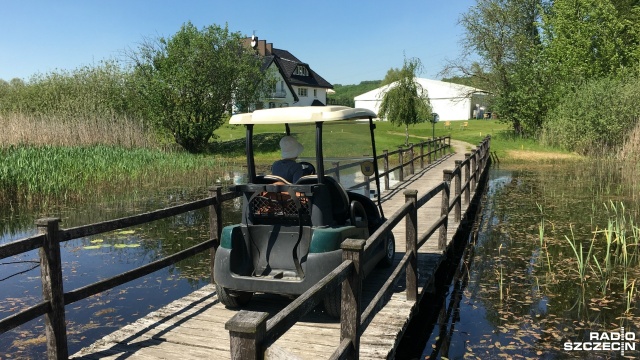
top-left (216, 284), bottom-right (253, 308)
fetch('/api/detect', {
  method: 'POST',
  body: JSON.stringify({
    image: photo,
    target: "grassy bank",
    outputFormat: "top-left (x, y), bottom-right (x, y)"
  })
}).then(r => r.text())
top-left (0, 118), bottom-right (580, 208)
top-left (217, 118), bottom-right (579, 164)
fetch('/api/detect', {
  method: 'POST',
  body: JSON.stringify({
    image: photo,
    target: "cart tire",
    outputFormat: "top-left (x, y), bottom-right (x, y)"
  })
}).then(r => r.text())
top-left (379, 232), bottom-right (396, 268)
top-left (216, 284), bottom-right (253, 308)
top-left (323, 289), bottom-right (341, 318)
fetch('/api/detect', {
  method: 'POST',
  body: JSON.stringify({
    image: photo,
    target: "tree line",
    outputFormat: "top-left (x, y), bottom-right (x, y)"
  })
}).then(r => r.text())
top-left (453, 0), bottom-right (640, 154)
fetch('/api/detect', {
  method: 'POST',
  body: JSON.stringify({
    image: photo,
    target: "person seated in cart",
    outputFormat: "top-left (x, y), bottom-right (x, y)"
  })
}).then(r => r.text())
top-left (271, 136), bottom-right (313, 182)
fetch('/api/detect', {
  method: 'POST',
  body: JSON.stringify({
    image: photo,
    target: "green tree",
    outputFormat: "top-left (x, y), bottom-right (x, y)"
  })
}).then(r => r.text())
top-left (541, 0), bottom-right (631, 84)
top-left (378, 58), bottom-right (432, 146)
top-left (327, 80), bottom-right (382, 107)
top-left (454, 0), bottom-right (547, 135)
top-left (130, 22), bottom-right (268, 153)
top-left (381, 67), bottom-right (403, 86)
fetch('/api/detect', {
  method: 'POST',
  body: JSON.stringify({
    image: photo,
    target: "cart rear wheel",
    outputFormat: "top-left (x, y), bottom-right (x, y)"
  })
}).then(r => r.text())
top-left (323, 289), bottom-right (341, 318)
top-left (379, 232), bottom-right (396, 268)
top-left (216, 284), bottom-right (253, 308)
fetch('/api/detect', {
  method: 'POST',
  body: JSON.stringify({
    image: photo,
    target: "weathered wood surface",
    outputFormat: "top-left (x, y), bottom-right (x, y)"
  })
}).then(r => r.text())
top-left (71, 140), bottom-right (478, 360)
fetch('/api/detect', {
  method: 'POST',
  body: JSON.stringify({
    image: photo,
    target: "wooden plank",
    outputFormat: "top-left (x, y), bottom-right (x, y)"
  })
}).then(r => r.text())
top-left (0, 233), bottom-right (44, 259)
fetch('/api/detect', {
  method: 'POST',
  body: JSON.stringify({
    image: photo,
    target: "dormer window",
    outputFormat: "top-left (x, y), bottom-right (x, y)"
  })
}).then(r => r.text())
top-left (294, 65), bottom-right (309, 76)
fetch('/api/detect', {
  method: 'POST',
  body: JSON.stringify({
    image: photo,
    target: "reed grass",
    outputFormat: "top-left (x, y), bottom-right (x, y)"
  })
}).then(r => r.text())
top-left (0, 144), bottom-right (236, 207)
top-left (541, 201), bottom-right (640, 314)
top-left (1, 113), bottom-right (157, 149)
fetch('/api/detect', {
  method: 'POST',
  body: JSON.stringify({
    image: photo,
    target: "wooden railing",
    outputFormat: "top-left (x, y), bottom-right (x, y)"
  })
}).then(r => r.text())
top-left (0, 188), bottom-right (240, 359)
top-left (326, 136), bottom-right (451, 193)
top-left (225, 135), bottom-right (491, 360)
top-left (0, 134), bottom-right (485, 360)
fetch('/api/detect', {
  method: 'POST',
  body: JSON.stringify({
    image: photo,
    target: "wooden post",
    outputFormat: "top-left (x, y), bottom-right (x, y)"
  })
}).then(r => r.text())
top-left (443, 137), bottom-right (448, 157)
top-left (398, 147), bottom-right (404, 182)
top-left (226, 310), bottom-right (269, 360)
top-left (209, 186), bottom-right (223, 284)
top-left (333, 161), bottom-right (341, 183)
top-left (464, 154), bottom-right (471, 205)
top-left (404, 190), bottom-right (418, 301)
top-left (471, 149), bottom-right (477, 192)
top-left (440, 171), bottom-right (452, 250)
top-left (479, 142), bottom-right (485, 172)
top-left (364, 175), bottom-right (370, 197)
top-left (427, 140), bottom-right (432, 165)
top-left (419, 141), bottom-right (425, 169)
top-left (409, 143), bottom-right (415, 175)
top-left (454, 161), bottom-right (462, 222)
top-left (341, 239), bottom-right (366, 360)
top-left (383, 150), bottom-right (389, 190)
top-left (36, 218), bottom-right (68, 360)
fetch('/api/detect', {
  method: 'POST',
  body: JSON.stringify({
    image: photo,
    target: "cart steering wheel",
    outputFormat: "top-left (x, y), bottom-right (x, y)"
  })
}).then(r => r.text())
top-left (299, 161), bottom-right (316, 175)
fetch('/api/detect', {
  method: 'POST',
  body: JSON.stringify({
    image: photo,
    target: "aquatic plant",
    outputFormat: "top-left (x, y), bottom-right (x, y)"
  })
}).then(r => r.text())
top-left (0, 144), bottom-right (237, 207)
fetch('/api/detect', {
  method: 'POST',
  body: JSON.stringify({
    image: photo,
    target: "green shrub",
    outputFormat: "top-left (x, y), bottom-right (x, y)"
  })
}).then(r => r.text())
top-left (542, 73), bottom-right (640, 154)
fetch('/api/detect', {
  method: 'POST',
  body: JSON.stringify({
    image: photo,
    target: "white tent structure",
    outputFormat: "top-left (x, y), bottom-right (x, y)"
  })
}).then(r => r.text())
top-left (354, 78), bottom-right (490, 121)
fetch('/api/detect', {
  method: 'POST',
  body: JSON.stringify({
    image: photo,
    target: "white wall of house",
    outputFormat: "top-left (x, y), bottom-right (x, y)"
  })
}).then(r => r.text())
top-left (292, 86), bottom-right (327, 106)
top-left (262, 65), bottom-right (295, 108)
top-left (354, 78), bottom-right (489, 121)
top-left (258, 63), bottom-right (328, 108)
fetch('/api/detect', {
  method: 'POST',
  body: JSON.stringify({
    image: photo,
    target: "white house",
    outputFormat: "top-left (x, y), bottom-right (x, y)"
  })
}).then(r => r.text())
top-left (354, 78), bottom-right (489, 121)
top-left (244, 36), bottom-right (333, 109)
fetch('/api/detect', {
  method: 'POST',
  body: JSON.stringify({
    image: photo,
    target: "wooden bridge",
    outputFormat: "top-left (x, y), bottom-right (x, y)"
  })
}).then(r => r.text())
top-left (0, 135), bottom-right (491, 360)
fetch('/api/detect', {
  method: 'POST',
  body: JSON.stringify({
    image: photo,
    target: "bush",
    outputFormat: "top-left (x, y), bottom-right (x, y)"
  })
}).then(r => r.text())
top-left (542, 73), bottom-right (640, 154)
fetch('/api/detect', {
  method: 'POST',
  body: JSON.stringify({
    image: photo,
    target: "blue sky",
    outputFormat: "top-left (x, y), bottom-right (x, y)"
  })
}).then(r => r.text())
top-left (0, 1), bottom-right (476, 85)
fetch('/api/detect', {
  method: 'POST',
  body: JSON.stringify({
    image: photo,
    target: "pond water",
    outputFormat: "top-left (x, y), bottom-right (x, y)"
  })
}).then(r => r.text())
top-left (2, 161), bottom-right (639, 359)
top-left (404, 162), bottom-right (640, 359)
top-left (0, 185), bottom-right (242, 359)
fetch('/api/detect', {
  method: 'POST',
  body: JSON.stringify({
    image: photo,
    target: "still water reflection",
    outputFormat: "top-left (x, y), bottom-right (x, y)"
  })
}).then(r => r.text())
top-left (0, 185), bottom-right (241, 359)
top-left (416, 163), bottom-right (640, 359)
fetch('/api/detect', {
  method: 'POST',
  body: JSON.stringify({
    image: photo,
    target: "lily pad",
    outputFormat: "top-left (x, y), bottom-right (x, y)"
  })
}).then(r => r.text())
top-left (113, 243), bottom-right (141, 248)
top-left (83, 245), bottom-right (108, 250)
top-left (90, 239), bottom-right (104, 244)
top-left (116, 230), bottom-right (136, 235)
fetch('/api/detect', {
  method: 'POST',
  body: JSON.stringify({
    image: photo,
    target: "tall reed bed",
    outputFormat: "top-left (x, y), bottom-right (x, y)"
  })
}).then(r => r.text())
top-left (1, 113), bottom-right (157, 149)
top-left (0, 144), bottom-right (236, 207)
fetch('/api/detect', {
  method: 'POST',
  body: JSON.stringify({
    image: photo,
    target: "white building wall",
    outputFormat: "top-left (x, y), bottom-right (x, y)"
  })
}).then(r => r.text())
top-left (262, 65), bottom-right (295, 108)
top-left (292, 86), bottom-right (327, 106)
top-left (354, 78), bottom-right (488, 121)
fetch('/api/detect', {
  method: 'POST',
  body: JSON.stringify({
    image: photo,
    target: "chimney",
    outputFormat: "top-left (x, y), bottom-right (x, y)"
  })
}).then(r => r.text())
top-left (266, 43), bottom-right (273, 56)
top-left (257, 40), bottom-right (267, 56)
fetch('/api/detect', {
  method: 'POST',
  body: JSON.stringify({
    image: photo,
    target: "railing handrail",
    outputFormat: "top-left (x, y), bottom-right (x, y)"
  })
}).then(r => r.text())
top-left (0, 187), bottom-right (242, 357)
top-left (344, 136), bottom-right (452, 192)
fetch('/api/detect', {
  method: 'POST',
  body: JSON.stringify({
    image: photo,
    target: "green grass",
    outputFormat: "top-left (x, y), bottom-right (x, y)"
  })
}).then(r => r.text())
top-left (213, 119), bottom-right (574, 164)
top-left (1, 118), bottom-right (578, 206)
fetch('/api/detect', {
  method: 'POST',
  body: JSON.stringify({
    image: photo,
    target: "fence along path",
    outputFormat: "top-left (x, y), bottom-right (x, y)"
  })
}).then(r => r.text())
top-left (68, 138), bottom-right (488, 360)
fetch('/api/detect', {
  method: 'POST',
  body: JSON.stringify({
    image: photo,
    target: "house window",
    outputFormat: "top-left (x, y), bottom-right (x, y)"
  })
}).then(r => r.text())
top-left (294, 65), bottom-right (309, 76)
top-left (274, 81), bottom-right (286, 98)
top-left (314, 89), bottom-right (317, 98)
top-left (298, 88), bottom-right (308, 97)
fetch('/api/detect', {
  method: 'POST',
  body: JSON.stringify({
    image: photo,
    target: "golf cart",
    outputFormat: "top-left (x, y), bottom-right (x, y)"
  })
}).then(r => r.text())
top-left (214, 106), bottom-right (395, 317)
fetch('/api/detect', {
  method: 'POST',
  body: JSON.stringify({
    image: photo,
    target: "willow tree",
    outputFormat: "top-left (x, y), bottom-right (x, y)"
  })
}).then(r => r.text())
top-left (378, 58), bottom-right (432, 146)
top-left (130, 22), bottom-right (270, 153)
